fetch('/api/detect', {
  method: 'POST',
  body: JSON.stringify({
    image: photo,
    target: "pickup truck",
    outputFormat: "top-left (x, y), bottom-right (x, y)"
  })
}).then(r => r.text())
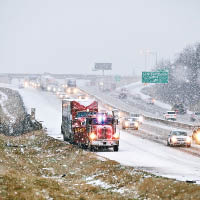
top-left (164, 111), bottom-right (176, 121)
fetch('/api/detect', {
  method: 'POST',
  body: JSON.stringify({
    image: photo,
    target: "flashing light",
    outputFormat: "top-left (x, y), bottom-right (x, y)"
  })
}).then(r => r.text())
top-left (171, 136), bottom-right (177, 143)
top-left (89, 132), bottom-right (97, 140)
top-left (97, 114), bottom-right (107, 124)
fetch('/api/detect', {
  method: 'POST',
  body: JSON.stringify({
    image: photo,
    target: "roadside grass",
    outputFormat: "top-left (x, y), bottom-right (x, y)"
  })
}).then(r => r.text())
top-left (0, 130), bottom-right (200, 199)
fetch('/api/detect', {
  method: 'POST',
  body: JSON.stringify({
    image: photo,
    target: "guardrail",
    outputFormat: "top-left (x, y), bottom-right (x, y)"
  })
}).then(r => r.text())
top-left (79, 86), bottom-right (195, 130)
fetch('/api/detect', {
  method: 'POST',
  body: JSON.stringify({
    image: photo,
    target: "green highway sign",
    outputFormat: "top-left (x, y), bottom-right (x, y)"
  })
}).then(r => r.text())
top-left (142, 71), bottom-right (168, 83)
top-left (115, 75), bottom-right (121, 82)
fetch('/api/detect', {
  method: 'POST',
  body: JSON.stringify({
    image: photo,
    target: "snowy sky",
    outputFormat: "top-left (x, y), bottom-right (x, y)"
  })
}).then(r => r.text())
top-left (0, 0), bottom-right (200, 75)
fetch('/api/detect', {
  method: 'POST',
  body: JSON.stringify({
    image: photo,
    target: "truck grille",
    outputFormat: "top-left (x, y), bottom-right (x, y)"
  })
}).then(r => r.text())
top-left (98, 127), bottom-right (112, 140)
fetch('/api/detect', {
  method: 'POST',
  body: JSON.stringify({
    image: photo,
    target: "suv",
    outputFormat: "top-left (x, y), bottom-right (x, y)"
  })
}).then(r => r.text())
top-left (164, 111), bottom-right (176, 121)
top-left (172, 103), bottom-right (186, 114)
top-left (167, 130), bottom-right (191, 147)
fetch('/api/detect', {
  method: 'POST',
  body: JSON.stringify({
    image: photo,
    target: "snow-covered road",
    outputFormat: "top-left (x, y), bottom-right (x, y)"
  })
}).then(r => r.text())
top-left (2, 84), bottom-right (200, 183)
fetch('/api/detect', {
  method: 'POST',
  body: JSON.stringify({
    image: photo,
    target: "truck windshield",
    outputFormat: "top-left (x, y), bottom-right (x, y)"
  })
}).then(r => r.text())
top-left (91, 118), bottom-right (113, 125)
top-left (76, 111), bottom-right (96, 118)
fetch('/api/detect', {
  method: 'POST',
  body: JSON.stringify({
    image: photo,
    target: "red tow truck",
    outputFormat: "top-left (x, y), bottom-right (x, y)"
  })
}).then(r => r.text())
top-left (61, 99), bottom-right (119, 151)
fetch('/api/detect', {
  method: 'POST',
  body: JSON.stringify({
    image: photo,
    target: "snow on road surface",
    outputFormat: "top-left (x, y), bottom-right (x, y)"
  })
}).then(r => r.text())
top-left (18, 88), bottom-right (62, 139)
top-left (119, 81), bottom-right (171, 110)
top-left (98, 130), bottom-right (200, 183)
top-left (1, 83), bottom-right (200, 183)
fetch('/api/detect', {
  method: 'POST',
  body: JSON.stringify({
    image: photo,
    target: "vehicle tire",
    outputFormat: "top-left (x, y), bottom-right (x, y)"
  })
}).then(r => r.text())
top-left (113, 145), bottom-right (119, 152)
top-left (63, 133), bottom-right (67, 141)
top-left (167, 141), bottom-right (170, 146)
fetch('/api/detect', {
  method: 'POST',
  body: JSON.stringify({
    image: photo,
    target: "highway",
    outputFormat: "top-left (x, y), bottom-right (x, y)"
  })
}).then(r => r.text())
top-left (2, 80), bottom-right (199, 183)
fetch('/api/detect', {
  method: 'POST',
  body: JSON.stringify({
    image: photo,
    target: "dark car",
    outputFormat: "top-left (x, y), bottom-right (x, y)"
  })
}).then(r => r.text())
top-left (171, 103), bottom-right (186, 114)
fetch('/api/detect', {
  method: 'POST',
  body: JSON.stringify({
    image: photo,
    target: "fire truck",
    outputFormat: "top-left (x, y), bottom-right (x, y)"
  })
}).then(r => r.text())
top-left (61, 99), bottom-right (119, 151)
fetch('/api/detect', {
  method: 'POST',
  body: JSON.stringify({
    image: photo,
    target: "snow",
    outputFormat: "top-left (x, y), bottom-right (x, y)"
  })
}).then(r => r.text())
top-left (120, 81), bottom-right (171, 110)
top-left (98, 130), bottom-right (200, 182)
top-left (1, 82), bottom-right (200, 183)
top-left (0, 90), bottom-right (16, 123)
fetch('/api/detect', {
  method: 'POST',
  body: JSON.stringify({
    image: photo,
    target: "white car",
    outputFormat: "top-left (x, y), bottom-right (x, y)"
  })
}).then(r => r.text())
top-left (130, 113), bottom-right (144, 124)
top-left (167, 130), bottom-right (191, 147)
top-left (122, 117), bottom-right (139, 130)
top-left (164, 111), bottom-right (176, 121)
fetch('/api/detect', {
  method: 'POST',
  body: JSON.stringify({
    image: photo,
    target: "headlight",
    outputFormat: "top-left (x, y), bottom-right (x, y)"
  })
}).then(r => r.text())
top-left (124, 121), bottom-right (129, 127)
top-left (135, 122), bottom-right (139, 127)
top-left (47, 86), bottom-right (51, 91)
top-left (186, 137), bottom-right (191, 143)
top-left (196, 133), bottom-right (200, 142)
top-left (113, 132), bottom-right (120, 139)
top-left (139, 116), bottom-right (143, 122)
top-left (171, 136), bottom-right (177, 143)
top-left (89, 132), bottom-right (97, 140)
top-left (73, 88), bottom-right (78, 94)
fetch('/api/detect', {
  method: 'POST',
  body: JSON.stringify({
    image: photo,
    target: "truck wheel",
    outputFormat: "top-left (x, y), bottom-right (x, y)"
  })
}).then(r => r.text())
top-left (63, 134), bottom-right (67, 141)
top-left (113, 145), bottom-right (119, 152)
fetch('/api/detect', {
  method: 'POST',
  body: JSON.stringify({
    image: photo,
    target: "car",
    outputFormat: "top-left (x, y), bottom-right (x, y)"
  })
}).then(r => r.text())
top-left (130, 113), bottom-right (144, 124)
top-left (192, 127), bottom-right (200, 144)
top-left (146, 98), bottom-right (155, 105)
top-left (167, 130), bottom-right (191, 147)
top-left (122, 117), bottom-right (139, 130)
top-left (119, 88), bottom-right (128, 99)
top-left (164, 111), bottom-right (176, 121)
top-left (190, 112), bottom-right (200, 122)
top-left (172, 103), bottom-right (186, 114)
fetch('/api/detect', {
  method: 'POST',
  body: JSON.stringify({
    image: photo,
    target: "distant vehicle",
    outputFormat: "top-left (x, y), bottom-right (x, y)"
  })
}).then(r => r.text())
top-left (130, 113), bottom-right (144, 124)
top-left (146, 98), bottom-right (155, 105)
top-left (167, 130), bottom-right (191, 147)
top-left (132, 94), bottom-right (141, 100)
top-left (190, 112), bottom-right (200, 122)
top-left (172, 103), bottom-right (186, 114)
top-left (40, 74), bottom-right (58, 91)
top-left (192, 127), bottom-right (200, 144)
top-left (58, 92), bottom-right (69, 99)
top-left (164, 111), bottom-right (176, 121)
top-left (122, 117), bottom-right (139, 130)
top-left (67, 79), bottom-right (76, 87)
top-left (119, 88), bottom-right (128, 99)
